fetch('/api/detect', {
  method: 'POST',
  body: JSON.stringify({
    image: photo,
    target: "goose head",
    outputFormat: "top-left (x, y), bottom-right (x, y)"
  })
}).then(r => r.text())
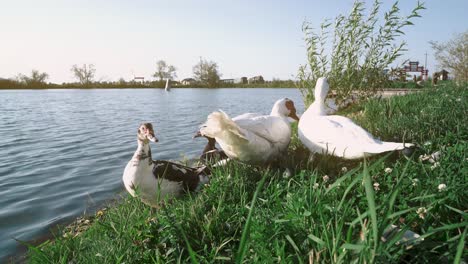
top-left (137, 123), bottom-right (159, 144)
top-left (270, 98), bottom-right (300, 121)
top-left (193, 130), bottom-right (217, 149)
top-left (314, 77), bottom-right (329, 102)
top-left (304, 77), bottom-right (330, 116)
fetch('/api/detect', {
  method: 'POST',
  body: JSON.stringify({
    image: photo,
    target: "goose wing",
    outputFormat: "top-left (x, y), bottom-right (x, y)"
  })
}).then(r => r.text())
top-left (152, 160), bottom-right (208, 192)
top-left (300, 115), bottom-right (379, 148)
top-left (233, 114), bottom-right (290, 144)
top-left (322, 116), bottom-right (380, 145)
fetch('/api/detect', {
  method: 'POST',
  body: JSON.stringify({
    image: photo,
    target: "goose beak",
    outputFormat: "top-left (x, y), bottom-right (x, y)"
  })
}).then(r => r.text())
top-left (193, 131), bottom-right (202, 139)
top-left (148, 133), bottom-right (159, 143)
top-left (289, 112), bottom-right (300, 121)
top-left (285, 100), bottom-right (300, 121)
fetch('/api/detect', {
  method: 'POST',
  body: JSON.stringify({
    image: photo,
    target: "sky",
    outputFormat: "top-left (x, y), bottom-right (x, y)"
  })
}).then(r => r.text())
top-left (1, 0), bottom-right (467, 83)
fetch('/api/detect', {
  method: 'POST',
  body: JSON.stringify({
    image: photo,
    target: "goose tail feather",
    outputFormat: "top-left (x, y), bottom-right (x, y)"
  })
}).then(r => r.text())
top-left (200, 111), bottom-right (247, 141)
top-left (365, 142), bottom-right (414, 154)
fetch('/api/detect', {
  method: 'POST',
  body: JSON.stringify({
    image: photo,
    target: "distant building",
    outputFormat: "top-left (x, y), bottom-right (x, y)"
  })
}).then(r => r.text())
top-left (133, 77), bottom-right (145, 83)
top-left (439, 69), bottom-right (449, 80)
top-left (220, 79), bottom-right (235, 84)
top-left (221, 77), bottom-right (248, 84)
top-left (236, 77), bottom-right (248, 84)
top-left (181, 78), bottom-right (197, 85)
top-left (432, 69), bottom-right (449, 85)
top-left (248, 75), bottom-right (264, 84)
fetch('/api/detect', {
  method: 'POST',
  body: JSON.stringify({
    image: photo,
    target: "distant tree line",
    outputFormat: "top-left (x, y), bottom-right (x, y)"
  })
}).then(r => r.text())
top-left (0, 58), bottom-right (299, 89)
top-left (0, 77), bottom-right (297, 89)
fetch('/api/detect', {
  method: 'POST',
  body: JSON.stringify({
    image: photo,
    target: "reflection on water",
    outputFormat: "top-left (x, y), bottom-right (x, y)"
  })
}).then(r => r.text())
top-left (0, 88), bottom-right (303, 260)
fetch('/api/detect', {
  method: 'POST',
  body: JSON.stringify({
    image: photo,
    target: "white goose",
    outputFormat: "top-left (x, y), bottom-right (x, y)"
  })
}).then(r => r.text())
top-left (298, 78), bottom-right (413, 159)
top-left (122, 123), bottom-right (209, 206)
top-left (198, 98), bottom-right (300, 165)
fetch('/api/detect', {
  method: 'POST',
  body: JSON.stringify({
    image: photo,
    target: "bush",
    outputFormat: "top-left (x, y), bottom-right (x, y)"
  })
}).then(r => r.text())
top-left (430, 31), bottom-right (468, 83)
top-left (298, 0), bottom-right (425, 106)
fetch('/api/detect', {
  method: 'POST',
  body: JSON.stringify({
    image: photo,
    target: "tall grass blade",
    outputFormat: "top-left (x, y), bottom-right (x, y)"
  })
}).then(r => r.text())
top-left (308, 234), bottom-right (325, 247)
top-left (337, 173), bottom-right (362, 211)
top-left (16, 238), bottom-right (52, 263)
top-left (419, 222), bottom-right (467, 240)
top-left (325, 166), bottom-right (360, 194)
top-left (444, 205), bottom-right (467, 216)
top-left (341, 243), bottom-right (365, 252)
top-left (362, 159), bottom-right (378, 258)
top-left (235, 172), bottom-right (268, 264)
top-left (454, 228), bottom-right (467, 264)
top-left (178, 225), bottom-right (200, 264)
top-left (386, 207), bottom-right (418, 219)
top-left (285, 235), bottom-right (304, 264)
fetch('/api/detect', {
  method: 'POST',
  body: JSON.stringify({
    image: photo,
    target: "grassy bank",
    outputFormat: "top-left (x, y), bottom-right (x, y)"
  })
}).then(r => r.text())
top-left (28, 83), bottom-right (467, 263)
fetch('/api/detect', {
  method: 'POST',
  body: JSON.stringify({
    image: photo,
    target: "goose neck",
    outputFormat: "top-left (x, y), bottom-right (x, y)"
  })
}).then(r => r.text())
top-left (304, 100), bottom-right (327, 117)
top-left (270, 105), bottom-right (281, 117)
top-left (270, 107), bottom-right (289, 121)
top-left (131, 141), bottom-right (153, 166)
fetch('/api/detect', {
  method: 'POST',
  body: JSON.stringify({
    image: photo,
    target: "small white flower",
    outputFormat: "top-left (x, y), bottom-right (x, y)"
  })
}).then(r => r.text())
top-left (384, 168), bottom-right (393, 174)
top-left (282, 168), bottom-right (292, 178)
top-left (424, 141), bottom-right (432, 146)
top-left (412, 178), bottom-right (419, 186)
top-left (417, 207), bottom-right (427, 214)
top-left (373, 182), bottom-right (380, 191)
top-left (438, 183), bottom-right (447, 192)
top-left (322, 175), bottom-right (329, 182)
top-left (341, 167), bottom-right (348, 173)
top-left (416, 207), bottom-right (427, 219)
top-left (227, 174), bottom-right (232, 180)
top-left (420, 154), bottom-right (432, 162)
top-left (313, 183), bottom-right (319, 189)
top-left (430, 162), bottom-right (440, 170)
top-left (456, 98), bottom-right (461, 102)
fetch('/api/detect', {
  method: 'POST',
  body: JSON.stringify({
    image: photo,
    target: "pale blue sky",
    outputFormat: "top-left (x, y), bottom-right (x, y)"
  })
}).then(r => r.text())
top-left (1, 0), bottom-right (467, 83)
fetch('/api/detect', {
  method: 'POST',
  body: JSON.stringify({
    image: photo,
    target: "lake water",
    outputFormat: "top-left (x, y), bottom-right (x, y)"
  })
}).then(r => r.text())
top-left (0, 88), bottom-right (304, 261)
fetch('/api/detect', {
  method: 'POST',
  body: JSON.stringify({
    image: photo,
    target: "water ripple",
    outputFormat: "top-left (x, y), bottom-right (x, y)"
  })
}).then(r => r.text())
top-left (0, 88), bottom-right (304, 260)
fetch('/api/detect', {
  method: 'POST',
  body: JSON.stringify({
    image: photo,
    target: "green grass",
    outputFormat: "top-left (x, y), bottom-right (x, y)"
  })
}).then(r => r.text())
top-left (28, 83), bottom-right (467, 263)
top-left (388, 80), bottom-right (434, 89)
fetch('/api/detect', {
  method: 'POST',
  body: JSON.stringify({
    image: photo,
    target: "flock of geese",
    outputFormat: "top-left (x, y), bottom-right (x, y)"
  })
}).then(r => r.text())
top-left (122, 78), bottom-right (413, 207)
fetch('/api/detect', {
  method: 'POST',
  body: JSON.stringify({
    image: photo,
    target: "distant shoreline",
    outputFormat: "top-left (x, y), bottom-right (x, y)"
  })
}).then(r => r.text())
top-left (0, 79), bottom-right (298, 90)
top-left (0, 86), bottom-right (298, 90)
top-left (0, 87), bottom-right (425, 91)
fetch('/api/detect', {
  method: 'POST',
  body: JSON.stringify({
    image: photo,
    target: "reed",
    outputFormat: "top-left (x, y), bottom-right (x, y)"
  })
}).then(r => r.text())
top-left (298, 0), bottom-right (426, 106)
